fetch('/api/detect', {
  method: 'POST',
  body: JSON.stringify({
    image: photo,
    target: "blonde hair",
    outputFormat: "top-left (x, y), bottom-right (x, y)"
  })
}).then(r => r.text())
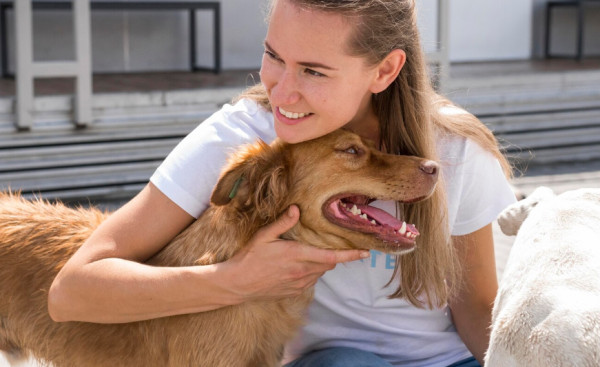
top-left (236, 0), bottom-right (511, 308)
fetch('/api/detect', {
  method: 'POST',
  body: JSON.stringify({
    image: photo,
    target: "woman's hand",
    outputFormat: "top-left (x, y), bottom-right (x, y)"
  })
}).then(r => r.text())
top-left (222, 205), bottom-right (369, 302)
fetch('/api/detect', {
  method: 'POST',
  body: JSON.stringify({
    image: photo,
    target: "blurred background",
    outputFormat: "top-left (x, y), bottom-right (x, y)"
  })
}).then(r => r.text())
top-left (0, 0), bottom-right (599, 207)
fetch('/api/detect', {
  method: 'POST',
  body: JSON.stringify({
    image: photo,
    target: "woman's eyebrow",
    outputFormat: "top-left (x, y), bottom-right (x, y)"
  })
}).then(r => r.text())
top-left (264, 41), bottom-right (338, 71)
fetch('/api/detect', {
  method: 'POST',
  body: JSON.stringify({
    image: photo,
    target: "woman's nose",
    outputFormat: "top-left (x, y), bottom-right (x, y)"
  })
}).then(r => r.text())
top-left (269, 70), bottom-right (301, 106)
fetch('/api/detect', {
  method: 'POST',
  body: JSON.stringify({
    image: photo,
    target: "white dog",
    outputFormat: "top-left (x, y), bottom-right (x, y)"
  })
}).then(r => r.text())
top-left (485, 187), bottom-right (600, 367)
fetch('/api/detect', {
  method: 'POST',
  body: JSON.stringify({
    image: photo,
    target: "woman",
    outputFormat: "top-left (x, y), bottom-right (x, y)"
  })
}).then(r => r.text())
top-left (49, 1), bottom-right (516, 366)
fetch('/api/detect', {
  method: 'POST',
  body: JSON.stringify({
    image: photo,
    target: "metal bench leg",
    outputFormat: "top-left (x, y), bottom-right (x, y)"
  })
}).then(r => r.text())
top-left (74, 0), bottom-right (92, 126)
top-left (190, 8), bottom-right (196, 72)
top-left (576, 3), bottom-right (584, 61)
top-left (544, 4), bottom-right (552, 59)
top-left (15, 0), bottom-right (34, 129)
top-left (1, 5), bottom-right (9, 79)
top-left (214, 4), bottom-right (221, 74)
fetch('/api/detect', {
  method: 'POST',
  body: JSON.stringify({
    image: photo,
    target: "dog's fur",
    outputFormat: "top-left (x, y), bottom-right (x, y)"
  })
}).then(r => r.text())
top-left (0, 129), bottom-right (438, 367)
top-left (485, 187), bottom-right (600, 367)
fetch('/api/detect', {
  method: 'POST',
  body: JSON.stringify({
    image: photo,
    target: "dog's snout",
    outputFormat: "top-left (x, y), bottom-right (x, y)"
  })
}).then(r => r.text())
top-left (419, 160), bottom-right (438, 176)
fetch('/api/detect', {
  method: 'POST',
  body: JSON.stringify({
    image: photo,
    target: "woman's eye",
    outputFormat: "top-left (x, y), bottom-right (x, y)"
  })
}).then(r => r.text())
top-left (264, 50), bottom-right (281, 62)
top-left (305, 68), bottom-right (325, 77)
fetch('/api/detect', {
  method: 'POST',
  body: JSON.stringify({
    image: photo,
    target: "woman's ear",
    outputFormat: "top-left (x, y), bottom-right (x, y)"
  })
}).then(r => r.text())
top-left (369, 49), bottom-right (406, 94)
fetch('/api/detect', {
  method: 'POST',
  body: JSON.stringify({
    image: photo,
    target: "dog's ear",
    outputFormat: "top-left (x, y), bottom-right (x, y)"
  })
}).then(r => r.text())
top-left (497, 186), bottom-right (555, 236)
top-left (211, 163), bottom-right (247, 206)
top-left (210, 140), bottom-right (290, 218)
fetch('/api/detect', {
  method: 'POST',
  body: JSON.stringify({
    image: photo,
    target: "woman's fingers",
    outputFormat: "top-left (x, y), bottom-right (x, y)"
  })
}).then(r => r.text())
top-left (297, 245), bottom-right (370, 266)
top-left (225, 205), bottom-right (370, 301)
top-left (256, 204), bottom-right (370, 264)
top-left (253, 205), bottom-right (300, 243)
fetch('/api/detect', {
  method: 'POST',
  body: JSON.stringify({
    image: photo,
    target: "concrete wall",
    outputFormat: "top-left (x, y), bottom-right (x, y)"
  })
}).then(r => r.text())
top-left (448, 0), bottom-right (533, 62)
top-left (1, 0), bottom-right (599, 75)
top-left (1, 1), bottom-right (268, 73)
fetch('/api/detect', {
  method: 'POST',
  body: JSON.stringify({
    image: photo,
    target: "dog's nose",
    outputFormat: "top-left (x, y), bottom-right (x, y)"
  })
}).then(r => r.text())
top-left (419, 160), bottom-right (438, 176)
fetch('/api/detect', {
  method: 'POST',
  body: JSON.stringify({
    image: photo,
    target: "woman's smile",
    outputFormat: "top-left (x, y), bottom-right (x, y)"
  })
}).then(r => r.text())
top-left (277, 106), bottom-right (312, 120)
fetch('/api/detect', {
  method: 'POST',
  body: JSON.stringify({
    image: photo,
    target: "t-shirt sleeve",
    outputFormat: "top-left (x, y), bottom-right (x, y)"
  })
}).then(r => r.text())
top-left (450, 140), bottom-right (517, 236)
top-left (150, 99), bottom-right (275, 218)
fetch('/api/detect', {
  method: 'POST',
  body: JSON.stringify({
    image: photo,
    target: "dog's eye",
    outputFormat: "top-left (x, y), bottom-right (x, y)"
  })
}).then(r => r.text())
top-left (344, 146), bottom-right (361, 155)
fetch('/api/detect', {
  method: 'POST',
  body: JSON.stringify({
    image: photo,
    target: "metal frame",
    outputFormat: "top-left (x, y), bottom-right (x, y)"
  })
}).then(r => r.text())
top-left (545, 0), bottom-right (600, 60)
top-left (14, 0), bottom-right (92, 129)
top-left (425, 0), bottom-right (450, 92)
top-left (1, 1), bottom-right (221, 78)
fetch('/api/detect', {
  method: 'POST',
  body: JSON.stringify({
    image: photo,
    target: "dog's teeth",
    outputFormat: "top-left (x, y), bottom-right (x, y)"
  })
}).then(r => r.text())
top-left (371, 220), bottom-right (376, 225)
top-left (350, 205), bottom-right (361, 215)
top-left (398, 222), bottom-right (407, 235)
top-left (360, 214), bottom-right (368, 220)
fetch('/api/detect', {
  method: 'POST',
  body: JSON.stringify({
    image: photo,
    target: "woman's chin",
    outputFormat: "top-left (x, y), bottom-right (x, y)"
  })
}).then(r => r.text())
top-left (274, 124), bottom-right (306, 144)
top-left (274, 117), bottom-right (344, 144)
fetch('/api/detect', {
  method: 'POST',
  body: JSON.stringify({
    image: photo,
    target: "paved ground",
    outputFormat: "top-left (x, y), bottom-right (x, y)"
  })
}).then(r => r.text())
top-left (2, 161), bottom-right (599, 367)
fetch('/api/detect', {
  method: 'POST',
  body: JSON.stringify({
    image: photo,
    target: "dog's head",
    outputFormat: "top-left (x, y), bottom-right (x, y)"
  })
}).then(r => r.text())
top-left (497, 186), bottom-right (600, 236)
top-left (497, 186), bottom-right (556, 236)
top-left (211, 129), bottom-right (438, 255)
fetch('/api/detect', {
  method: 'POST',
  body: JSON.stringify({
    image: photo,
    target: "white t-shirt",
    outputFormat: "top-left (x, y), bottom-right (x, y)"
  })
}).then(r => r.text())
top-left (150, 98), bottom-right (517, 367)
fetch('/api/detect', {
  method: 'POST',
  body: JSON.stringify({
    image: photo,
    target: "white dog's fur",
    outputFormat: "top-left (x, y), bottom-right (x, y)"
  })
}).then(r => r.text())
top-left (485, 187), bottom-right (600, 367)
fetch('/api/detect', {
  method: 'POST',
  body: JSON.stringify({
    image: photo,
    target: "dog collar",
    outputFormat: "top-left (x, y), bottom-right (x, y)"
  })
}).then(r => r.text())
top-left (228, 176), bottom-right (244, 199)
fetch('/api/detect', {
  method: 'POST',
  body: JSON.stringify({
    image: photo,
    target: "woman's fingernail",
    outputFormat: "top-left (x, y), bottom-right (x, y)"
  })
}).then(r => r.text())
top-left (360, 251), bottom-right (370, 258)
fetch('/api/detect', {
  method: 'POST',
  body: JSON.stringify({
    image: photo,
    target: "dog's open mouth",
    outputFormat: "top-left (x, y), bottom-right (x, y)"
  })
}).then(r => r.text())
top-left (323, 194), bottom-right (419, 245)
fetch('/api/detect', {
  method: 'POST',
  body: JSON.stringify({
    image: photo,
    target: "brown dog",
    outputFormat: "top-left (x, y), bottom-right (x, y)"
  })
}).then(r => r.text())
top-left (0, 129), bottom-right (438, 367)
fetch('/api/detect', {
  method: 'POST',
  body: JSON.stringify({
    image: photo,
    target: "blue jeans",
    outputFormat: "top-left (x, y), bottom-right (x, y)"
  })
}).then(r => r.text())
top-left (284, 347), bottom-right (481, 367)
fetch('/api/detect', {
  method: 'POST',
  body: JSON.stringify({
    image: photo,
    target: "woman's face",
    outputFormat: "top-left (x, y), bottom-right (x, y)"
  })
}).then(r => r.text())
top-left (260, 0), bottom-right (380, 144)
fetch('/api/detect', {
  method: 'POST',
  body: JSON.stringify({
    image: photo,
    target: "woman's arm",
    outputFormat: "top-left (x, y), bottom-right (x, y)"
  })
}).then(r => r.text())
top-left (448, 223), bottom-right (498, 365)
top-left (48, 183), bottom-right (367, 324)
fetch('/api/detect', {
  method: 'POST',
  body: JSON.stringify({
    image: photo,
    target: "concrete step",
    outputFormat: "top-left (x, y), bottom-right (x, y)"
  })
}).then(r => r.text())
top-left (0, 87), bottom-right (242, 130)
top-left (512, 166), bottom-right (600, 197)
top-left (0, 138), bottom-right (181, 172)
top-left (480, 106), bottom-right (600, 166)
top-left (0, 87), bottom-right (244, 201)
top-left (1, 68), bottom-right (599, 202)
top-left (449, 69), bottom-right (600, 116)
top-left (0, 116), bottom-right (205, 201)
top-left (0, 116), bottom-right (201, 148)
top-left (1, 160), bottom-right (157, 201)
top-left (449, 70), bottom-right (600, 167)
top-left (508, 143), bottom-right (600, 166)
top-left (481, 108), bottom-right (600, 133)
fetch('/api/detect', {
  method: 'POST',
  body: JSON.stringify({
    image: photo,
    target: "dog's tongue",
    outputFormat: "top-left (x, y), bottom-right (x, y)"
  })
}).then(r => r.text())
top-left (356, 204), bottom-right (404, 230)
